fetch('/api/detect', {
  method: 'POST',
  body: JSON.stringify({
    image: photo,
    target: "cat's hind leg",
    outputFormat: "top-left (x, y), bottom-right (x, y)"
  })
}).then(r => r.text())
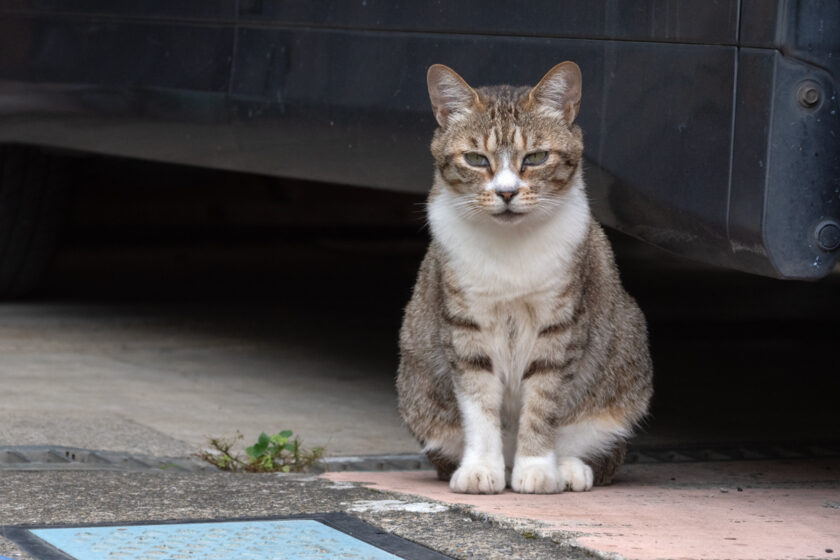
top-left (555, 414), bottom-right (630, 492)
top-left (586, 440), bottom-right (627, 486)
top-left (422, 428), bottom-right (464, 481)
top-left (557, 457), bottom-right (594, 491)
top-left (427, 449), bottom-right (459, 481)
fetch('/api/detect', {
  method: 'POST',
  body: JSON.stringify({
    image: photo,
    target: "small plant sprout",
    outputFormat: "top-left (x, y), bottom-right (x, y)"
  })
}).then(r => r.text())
top-left (198, 430), bottom-right (324, 473)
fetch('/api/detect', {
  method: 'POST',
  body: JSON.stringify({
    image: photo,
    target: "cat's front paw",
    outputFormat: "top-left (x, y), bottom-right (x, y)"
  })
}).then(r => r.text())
top-left (557, 457), bottom-right (594, 491)
top-left (450, 461), bottom-right (506, 494)
top-left (511, 456), bottom-right (560, 494)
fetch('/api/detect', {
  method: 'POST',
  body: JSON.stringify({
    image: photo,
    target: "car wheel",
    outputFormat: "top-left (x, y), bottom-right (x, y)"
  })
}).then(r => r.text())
top-left (0, 145), bottom-right (72, 298)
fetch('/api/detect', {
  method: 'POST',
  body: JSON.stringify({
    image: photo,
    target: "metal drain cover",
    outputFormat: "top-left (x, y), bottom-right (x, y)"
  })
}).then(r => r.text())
top-left (3, 515), bottom-right (450, 560)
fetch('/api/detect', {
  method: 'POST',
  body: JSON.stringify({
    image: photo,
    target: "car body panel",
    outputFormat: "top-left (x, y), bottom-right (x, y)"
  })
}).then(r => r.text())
top-left (0, 1), bottom-right (837, 278)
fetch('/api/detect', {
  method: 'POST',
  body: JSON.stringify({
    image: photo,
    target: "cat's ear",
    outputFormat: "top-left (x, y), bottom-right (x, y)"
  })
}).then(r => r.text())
top-left (427, 64), bottom-right (480, 128)
top-left (529, 61), bottom-right (582, 124)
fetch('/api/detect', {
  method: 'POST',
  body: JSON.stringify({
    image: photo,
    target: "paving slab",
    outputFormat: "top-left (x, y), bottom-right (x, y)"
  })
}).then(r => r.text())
top-left (324, 460), bottom-right (840, 560)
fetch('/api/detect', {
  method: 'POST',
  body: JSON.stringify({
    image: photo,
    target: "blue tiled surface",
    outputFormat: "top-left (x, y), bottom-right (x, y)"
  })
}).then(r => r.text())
top-left (31, 519), bottom-right (402, 560)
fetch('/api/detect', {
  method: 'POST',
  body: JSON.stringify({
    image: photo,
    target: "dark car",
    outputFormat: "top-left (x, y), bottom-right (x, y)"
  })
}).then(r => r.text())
top-left (0, 1), bottom-right (838, 296)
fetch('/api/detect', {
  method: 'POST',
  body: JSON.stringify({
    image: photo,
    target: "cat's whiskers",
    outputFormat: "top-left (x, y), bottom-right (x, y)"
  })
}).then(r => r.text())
top-left (446, 196), bottom-right (485, 220)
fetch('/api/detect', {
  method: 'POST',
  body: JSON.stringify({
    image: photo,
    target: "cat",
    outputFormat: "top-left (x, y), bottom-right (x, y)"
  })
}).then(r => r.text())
top-left (396, 62), bottom-right (653, 494)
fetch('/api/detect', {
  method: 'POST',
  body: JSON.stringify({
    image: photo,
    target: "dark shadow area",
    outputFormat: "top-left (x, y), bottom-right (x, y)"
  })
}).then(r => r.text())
top-left (613, 236), bottom-right (840, 446)
top-left (38, 156), bottom-right (840, 448)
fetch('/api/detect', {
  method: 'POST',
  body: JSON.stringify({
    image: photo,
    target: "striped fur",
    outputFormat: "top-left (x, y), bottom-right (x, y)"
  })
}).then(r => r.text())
top-left (397, 63), bottom-right (652, 494)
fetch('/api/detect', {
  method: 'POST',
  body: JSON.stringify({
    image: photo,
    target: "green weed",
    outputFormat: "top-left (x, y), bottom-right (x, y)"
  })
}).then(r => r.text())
top-left (198, 430), bottom-right (323, 473)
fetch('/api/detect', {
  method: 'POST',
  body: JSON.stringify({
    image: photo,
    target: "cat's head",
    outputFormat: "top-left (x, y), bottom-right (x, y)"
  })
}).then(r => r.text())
top-left (427, 62), bottom-right (584, 225)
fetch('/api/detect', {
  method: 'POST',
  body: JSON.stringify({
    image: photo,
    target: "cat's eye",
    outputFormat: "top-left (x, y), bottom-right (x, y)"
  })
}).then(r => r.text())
top-left (522, 151), bottom-right (549, 167)
top-left (464, 152), bottom-right (490, 167)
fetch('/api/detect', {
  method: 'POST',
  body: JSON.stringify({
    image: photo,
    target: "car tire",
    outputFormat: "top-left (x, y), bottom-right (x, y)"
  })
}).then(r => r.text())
top-left (0, 145), bottom-right (72, 298)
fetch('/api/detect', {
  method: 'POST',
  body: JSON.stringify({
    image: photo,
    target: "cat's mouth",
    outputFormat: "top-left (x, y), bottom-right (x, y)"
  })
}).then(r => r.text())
top-left (492, 209), bottom-right (527, 223)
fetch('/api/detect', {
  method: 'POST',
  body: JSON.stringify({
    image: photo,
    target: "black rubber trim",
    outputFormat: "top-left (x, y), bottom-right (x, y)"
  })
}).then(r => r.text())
top-left (0, 514), bottom-right (453, 560)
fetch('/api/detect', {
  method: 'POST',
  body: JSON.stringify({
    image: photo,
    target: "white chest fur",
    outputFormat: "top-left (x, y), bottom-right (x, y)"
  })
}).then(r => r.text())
top-left (428, 175), bottom-right (591, 474)
top-left (429, 174), bottom-right (591, 418)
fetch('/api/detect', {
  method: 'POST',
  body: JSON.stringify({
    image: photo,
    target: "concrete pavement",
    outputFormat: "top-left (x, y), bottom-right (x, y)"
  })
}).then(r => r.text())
top-left (0, 470), bottom-right (595, 560)
top-left (1, 224), bottom-right (839, 559)
top-left (0, 301), bottom-right (418, 457)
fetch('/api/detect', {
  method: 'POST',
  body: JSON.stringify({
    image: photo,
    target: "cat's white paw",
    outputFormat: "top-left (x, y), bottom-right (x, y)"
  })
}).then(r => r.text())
top-left (557, 457), bottom-right (594, 491)
top-left (450, 461), bottom-right (506, 494)
top-left (511, 456), bottom-right (560, 494)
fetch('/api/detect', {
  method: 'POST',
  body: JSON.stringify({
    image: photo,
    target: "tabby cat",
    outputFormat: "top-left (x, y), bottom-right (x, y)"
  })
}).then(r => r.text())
top-left (397, 62), bottom-right (653, 494)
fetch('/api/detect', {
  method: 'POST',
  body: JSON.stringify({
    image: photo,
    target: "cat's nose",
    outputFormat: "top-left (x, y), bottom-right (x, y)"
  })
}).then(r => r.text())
top-left (496, 190), bottom-right (517, 203)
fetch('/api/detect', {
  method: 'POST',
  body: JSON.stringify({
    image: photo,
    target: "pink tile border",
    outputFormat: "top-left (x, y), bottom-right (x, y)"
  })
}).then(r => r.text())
top-left (324, 460), bottom-right (840, 560)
